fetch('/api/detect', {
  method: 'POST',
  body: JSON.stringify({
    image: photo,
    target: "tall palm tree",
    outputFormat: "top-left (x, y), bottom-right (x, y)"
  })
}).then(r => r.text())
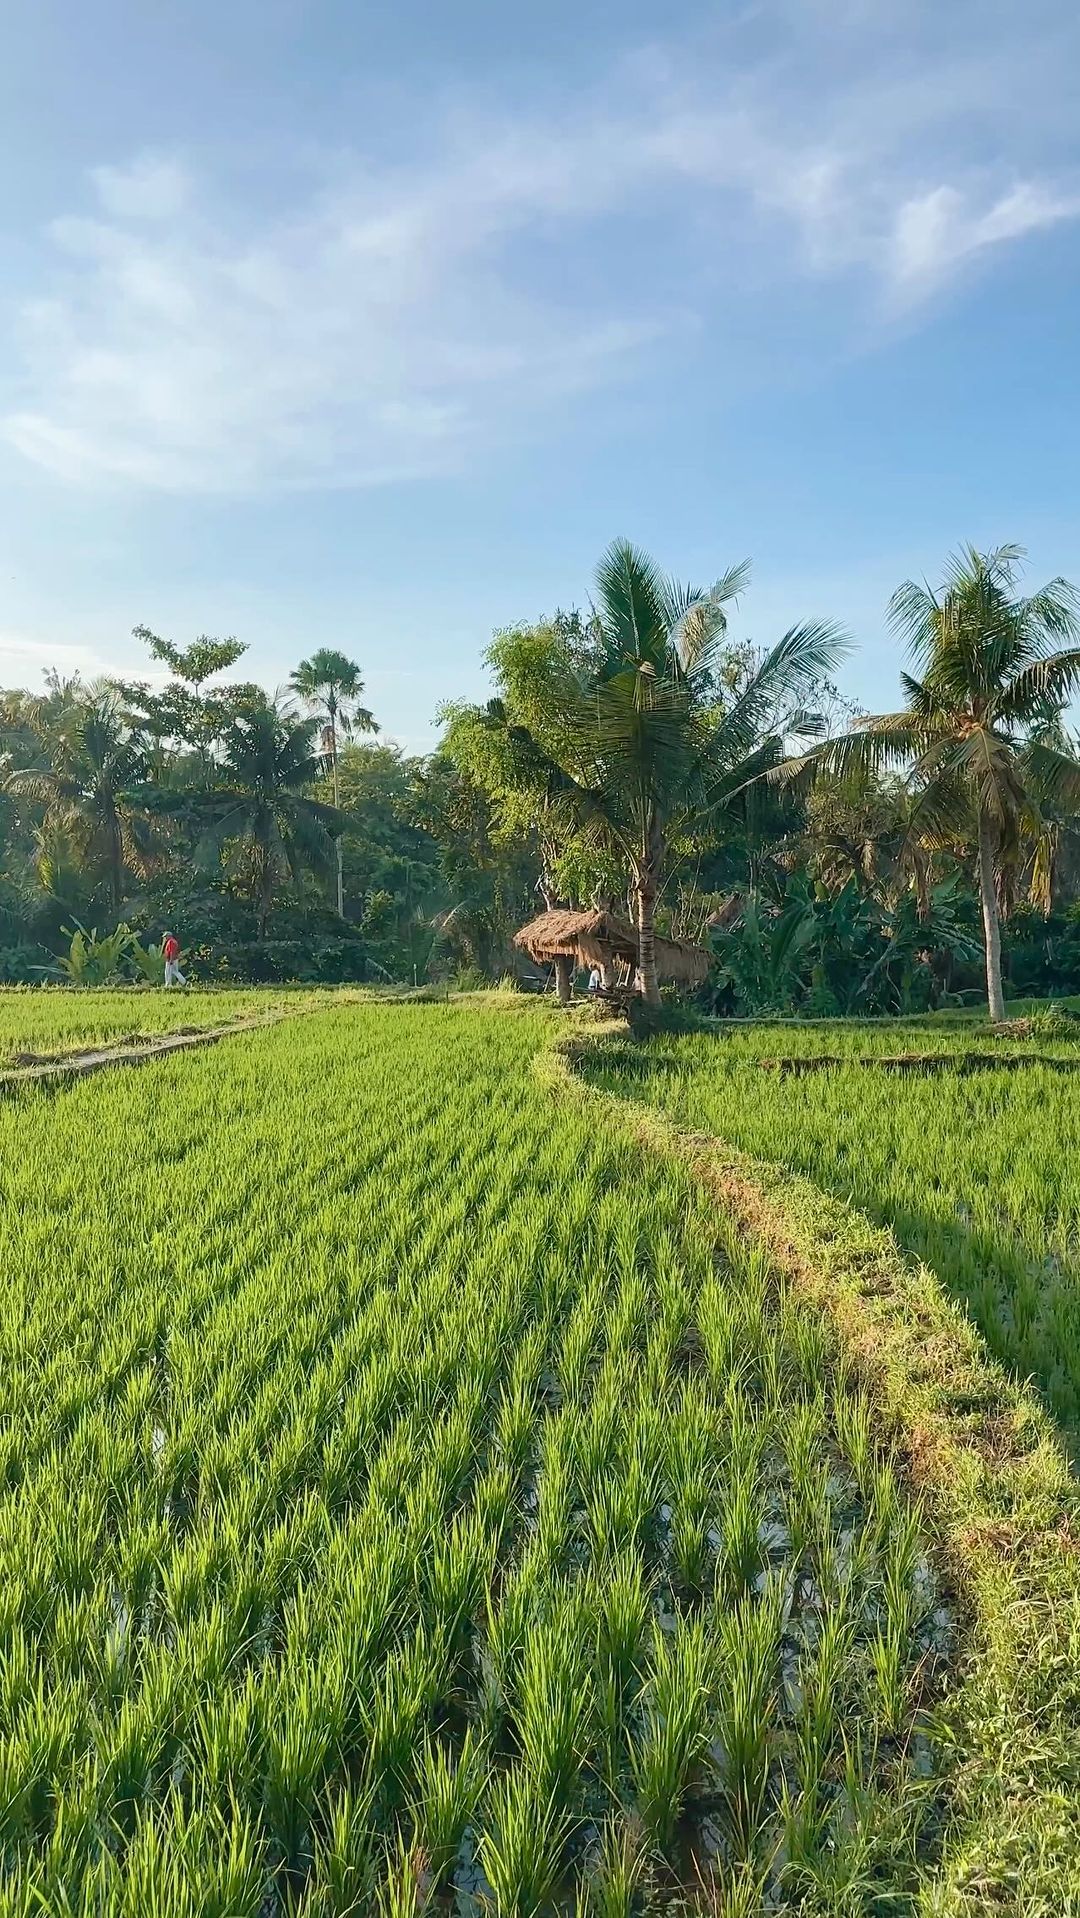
top-left (6, 685), bottom-right (153, 918)
top-left (812, 545), bottom-right (1080, 1020)
top-left (290, 649), bottom-right (378, 916)
top-left (187, 699), bottom-right (344, 938)
top-left (540, 541), bottom-right (846, 1003)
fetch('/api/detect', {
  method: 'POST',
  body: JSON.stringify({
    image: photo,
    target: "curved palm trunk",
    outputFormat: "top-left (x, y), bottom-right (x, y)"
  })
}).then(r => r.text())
top-left (329, 706), bottom-right (345, 919)
top-left (977, 807), bottom-right (1006, 1023)
top-left (633, 822), bottom-right (664, 1007)
top-left (255, 816), bottom-right (275, 942)
top-left (105, 804), bottom-right (123, 922)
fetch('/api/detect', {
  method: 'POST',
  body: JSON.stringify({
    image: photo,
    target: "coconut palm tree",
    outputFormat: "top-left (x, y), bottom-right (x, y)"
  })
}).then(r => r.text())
top-left (537, 541), bottom-right (846, 1003)
top-left (290, 649), bottom-right (378, 915)
top-left (6, 684), bottom-right (154, 918)
top-left (811, 545), bottom-right (1080, 1021)
top-left (186, 698), bottom-right (344, 938)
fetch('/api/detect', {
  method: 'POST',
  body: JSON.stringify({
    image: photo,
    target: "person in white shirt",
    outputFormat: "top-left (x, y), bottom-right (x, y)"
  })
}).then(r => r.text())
top-left (587, 966), bottom-right (601, 994)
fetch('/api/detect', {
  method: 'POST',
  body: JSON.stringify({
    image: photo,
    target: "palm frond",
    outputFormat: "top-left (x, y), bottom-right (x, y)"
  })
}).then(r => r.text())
top-left (708, 620), bottom-right (849, 765)
top-left (191, 804), bottom-right (257, 872)
top-left (668, 559), bottom-right (751, 678)
top-left (1020, 737), bottom-right (1080, 817)
top-left (594, 539), bottom-right (671, 669)
top-left (996, 647), bottom-right (1080, 725)
top-left (804, 712), bottom-right (937, 784)
top-left (887, 578), bottom-right (941, 670)
top-left (5, 769), bottom-right (71, 805)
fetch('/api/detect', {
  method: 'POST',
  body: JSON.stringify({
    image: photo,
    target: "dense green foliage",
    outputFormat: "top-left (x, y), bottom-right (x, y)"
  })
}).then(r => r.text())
top-left (805, 545), bottom-right (1080, 1018)
top-left (3, 541), bottom-right (1080, 1004)
top-left (0, 999), bottom-right (946, 1912)
top-left (585, 1015), bottom-right (1080, 1437)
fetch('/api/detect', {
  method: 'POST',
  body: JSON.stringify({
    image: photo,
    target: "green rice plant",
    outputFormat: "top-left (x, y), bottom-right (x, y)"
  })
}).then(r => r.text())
top-left (578, 1813), bottom-right (646, 1918)
top-left (377, 1835), bottom-right (433, 1918)
top-left (91, 1697), bottom-right (172, 1841)
top-left (495, 1379), bottom-right (540, 1483)
top-left (830, 1389), bottom-right (878, 1500)
top-left (364, 1630), bottom-right (445, 1822)
top-left (665, 1385), bottom-right (720, 1597)
top-left (262, 1668), bottom-right (343, 1875)
top-left (478, 1770), bottom-right (570, 1918)
top-left (715, 1574), bottom-right (786, 1862)
top-left (513, 1601), bottom-right (591, 1811)
top-left (781, 1398), bottom-right (832, 1573)
top-left (716, 1452), bottom-right (766, 1599)
top-left (630, 1616), bottom-right (713, 1855)
top-left (410, 1727), bottom-right (486, 1888)
top-left (692, 1859), bottom-right (770, 1918)
top-left (592, 1555), bottom-right (651, 1706)
top-left (309, 1783), bottom-right (378, 1916)
top-left (584, 1443), bottom-right (658, 1564)
top-left (483, 1553), bottom-right (546, 1737)
top-left (795, 1598), bottom-right (854, 1781)
top-left (473, 1461), bottom-right (519, 1561)
top-left (0, 1681), bottom-right (87, 1851)
top-left (881, 1503), bottom-right (928, 1644)
top-left (868, 1621), bottom-right (909, 1740)
top-left (423, 1512), bottom-right (494, 1664)
top-left (531, 1426), bottom-right (575, 1574)
top-left (191, 1672), bottom-right (264, 1820)
top-left (572, 1395), bottom-right (620, 1507)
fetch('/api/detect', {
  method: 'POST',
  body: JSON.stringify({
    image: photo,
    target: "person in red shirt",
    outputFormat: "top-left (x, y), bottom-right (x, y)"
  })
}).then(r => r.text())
top-left (161, 931), bottom-right (187, 988)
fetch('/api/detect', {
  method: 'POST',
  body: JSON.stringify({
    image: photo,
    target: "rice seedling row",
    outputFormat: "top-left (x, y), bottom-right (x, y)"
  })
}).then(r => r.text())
top-left (0, 1003), bottom-right (946, 1913)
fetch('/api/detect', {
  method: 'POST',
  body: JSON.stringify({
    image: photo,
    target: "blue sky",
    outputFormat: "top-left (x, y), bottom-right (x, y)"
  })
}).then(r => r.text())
top-left (1, 0), bottom-right (1079, 748)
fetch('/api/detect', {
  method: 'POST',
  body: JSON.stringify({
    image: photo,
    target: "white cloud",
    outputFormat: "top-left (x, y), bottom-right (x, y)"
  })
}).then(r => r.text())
top-left (4, 7), bottom-right (1079, 496)
top-left (889, 179), bottom-right (1080, 295)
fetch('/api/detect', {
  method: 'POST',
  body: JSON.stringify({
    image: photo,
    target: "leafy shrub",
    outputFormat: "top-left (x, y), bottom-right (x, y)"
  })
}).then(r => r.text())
top-left (57, 924), bottom-right (138, 985)
top-left (0, 944), bottom-right (52, 983)
top-left (1027, 1001), bottom-right (1080, 1039)
top-left (53, 923), bottom-right (167, 986)
top-left (185, 938), bottom-right (371, 984)
top-left (129, 941), bottom-right (167, 985)
top-left (450, 964), bottom-right (489, 993)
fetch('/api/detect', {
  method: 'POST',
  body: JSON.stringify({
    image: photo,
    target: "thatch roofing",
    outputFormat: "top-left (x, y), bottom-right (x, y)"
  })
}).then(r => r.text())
top-left (513, 908), bottom-right (709, 985)
top-left (706, 893), bottom-right (745, 934)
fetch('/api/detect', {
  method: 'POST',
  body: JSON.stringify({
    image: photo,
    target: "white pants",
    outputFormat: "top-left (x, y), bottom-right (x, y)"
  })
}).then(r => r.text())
top-left (164, 959), bottom-right (186, 987)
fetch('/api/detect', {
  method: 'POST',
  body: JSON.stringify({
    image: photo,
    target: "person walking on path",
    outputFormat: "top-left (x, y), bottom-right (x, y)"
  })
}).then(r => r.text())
top-left (162, 931), bottom-right (187, 988)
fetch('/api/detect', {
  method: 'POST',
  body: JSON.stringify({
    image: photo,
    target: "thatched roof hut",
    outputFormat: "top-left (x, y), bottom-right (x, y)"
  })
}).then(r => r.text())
top-left (513, 908), bottom-right (709, 986)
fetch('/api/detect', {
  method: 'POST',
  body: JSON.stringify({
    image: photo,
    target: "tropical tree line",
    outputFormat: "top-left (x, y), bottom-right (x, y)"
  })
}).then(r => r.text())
top-left (1, 541), bottom-right (1079, 1013)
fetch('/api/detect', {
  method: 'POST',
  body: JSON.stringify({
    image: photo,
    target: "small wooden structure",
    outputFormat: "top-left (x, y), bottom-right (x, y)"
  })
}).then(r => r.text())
top-left (512, 908), bottom-right (709, 992)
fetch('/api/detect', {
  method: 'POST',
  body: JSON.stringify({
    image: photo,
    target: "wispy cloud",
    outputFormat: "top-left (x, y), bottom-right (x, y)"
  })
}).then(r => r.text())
top-left (888, 181), bottom-right (1080, 296)
top-left (0, 632), bottom-right (112, 686)
top-left (4, 3), bottom-right (1078, 495)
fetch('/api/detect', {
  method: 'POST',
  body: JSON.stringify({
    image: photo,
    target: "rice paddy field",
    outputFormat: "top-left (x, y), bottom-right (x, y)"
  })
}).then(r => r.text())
top-left (0, 988), bottom-right (291, 1066)
top-left (583, 1016), bottom-right (1080, 1441)
top-left (0, 995), bottom-right (953, 1914)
